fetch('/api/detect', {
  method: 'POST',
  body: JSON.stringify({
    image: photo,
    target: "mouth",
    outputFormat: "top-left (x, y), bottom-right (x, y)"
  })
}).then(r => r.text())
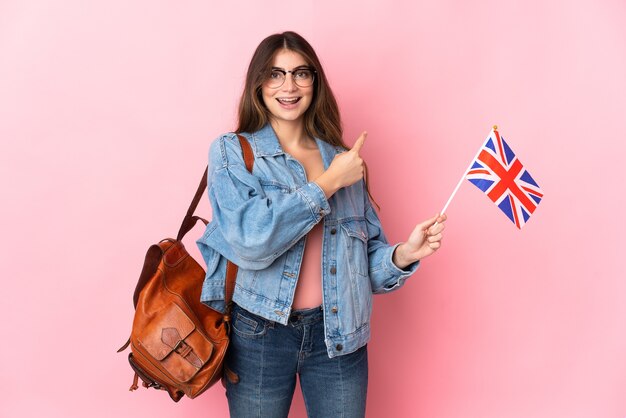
top-left (276, 97), bottom-right (302, 105)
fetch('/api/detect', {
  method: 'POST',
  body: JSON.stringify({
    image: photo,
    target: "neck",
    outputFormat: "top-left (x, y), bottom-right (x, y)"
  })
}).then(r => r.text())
top-left (270, 119), bottom-right (310, 148)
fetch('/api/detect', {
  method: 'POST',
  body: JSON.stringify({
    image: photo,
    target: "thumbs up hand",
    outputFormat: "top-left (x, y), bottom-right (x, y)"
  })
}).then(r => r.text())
top-left (314, 131), bottom-right (367, 198)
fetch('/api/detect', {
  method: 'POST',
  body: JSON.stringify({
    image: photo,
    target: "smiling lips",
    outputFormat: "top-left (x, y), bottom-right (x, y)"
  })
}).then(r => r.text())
top-left (277, 97), bottom-right (302, 107)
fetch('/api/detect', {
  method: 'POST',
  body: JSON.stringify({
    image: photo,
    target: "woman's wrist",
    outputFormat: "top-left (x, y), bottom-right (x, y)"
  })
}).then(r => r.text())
top-left (392, 243), bottom-right (414, 270)
top-left (314, 172), bottom-right (340, 199)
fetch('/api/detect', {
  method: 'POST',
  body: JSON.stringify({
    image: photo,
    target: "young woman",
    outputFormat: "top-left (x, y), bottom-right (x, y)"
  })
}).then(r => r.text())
top-left (197, 31), bottom-right (446, 418)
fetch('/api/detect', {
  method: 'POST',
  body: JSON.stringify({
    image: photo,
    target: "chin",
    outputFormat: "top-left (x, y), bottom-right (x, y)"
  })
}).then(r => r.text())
top-left (270, 110), bottom-right (306, 123)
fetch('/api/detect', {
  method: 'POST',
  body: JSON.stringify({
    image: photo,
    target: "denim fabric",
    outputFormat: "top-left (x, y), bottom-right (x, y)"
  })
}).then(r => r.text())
top-left (225, 303), bottom-right (368, 418)
top-left (197, 123), bottom-right (420, 358)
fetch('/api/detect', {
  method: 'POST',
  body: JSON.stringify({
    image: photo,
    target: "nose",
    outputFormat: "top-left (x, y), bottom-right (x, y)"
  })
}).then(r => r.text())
top-left (281, 73), bottom-right (297, 92)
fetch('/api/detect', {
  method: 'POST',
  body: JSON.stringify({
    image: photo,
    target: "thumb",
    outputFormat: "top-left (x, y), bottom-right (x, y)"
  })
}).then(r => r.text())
top-left (418, 213), bottom-right (440, 234)
top-left (351, 131), bottom-right (367, 153)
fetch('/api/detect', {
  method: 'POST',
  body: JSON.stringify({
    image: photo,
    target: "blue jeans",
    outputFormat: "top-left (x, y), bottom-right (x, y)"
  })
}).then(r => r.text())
top-left (225, 303), bottom-right (368, 418)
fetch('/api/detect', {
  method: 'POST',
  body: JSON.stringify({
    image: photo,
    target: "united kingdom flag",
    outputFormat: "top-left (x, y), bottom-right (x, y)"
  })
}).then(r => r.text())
top-left (466, 128), bottom-right (543, 229)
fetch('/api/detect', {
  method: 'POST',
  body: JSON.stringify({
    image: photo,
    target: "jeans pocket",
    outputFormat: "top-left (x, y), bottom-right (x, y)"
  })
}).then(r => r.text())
top-left (232, 307), bottom-right (268, 339)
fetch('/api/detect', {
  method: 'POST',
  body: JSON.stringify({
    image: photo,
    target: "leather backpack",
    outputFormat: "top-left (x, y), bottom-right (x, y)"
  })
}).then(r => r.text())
top-left (118, 134), bottom-right (254, 402)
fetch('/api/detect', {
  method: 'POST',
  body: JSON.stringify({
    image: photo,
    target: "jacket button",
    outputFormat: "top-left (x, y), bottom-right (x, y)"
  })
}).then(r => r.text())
top-left (335, 344), bottom-right (343, 351)
top-left (330, 267), bottom-right (336, 274)
top-left (331, 306), bottom-right (338, 313)
top-left (330, 228), bottom-right (337, 235)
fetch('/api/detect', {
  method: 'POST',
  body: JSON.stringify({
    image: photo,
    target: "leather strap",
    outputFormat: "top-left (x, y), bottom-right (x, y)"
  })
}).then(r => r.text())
top-left (174, 134), bottom-right (254, 311)
top-left (176, 172), bottom-right (208, 241)
top-left (238, 134), bottom-right (255, 172)
top-left (161, 328), bottom-right (203, 368)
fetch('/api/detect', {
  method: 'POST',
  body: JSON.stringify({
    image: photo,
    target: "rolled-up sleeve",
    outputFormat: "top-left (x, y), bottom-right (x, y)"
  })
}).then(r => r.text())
top-left (363, 192), bottom-right (419, 293)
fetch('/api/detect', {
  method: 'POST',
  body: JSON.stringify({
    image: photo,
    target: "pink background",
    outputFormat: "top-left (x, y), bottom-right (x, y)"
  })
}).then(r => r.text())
top-left (1, 0), bottom-right (625, 417)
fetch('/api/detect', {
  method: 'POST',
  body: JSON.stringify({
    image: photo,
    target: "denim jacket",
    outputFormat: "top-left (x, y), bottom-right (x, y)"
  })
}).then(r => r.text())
top-left (197, 123), bottom-right (419, 358)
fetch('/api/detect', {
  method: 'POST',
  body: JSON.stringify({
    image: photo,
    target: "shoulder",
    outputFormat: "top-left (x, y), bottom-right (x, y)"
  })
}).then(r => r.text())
top-left (209, 132), bottom-right (249, 169)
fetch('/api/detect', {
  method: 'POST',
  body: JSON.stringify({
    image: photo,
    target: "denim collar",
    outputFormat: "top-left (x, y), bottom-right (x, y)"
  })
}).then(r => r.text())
top-left (248, 123), bottom-right (344, 169)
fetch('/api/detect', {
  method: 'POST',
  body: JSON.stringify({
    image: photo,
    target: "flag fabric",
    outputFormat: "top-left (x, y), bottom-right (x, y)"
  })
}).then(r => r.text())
top-left (465, 128), bottom-right (543, 228)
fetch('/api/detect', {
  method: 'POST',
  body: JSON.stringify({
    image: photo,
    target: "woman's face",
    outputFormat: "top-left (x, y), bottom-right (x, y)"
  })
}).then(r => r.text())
top-left (261, 49), bottom-right (314, 128)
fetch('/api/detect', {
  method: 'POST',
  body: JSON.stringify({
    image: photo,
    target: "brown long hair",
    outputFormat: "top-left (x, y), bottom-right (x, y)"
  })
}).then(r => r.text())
top-left (236, 31), bottom-right (378, 208)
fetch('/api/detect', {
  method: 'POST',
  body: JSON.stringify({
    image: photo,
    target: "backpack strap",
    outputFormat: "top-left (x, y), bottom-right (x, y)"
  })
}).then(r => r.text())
top-left (237, 134), bottom-right (255, 172)
top-left (176, 172), bottom-right (208, 242)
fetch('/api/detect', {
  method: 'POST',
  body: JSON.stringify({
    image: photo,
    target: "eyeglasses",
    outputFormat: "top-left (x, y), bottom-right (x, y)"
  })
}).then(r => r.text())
top-left (265, 67), bottom-right (316, 89)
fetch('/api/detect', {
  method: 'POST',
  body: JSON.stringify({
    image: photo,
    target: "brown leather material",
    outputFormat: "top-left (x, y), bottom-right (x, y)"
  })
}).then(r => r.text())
top-left (163, 240), bottom-right (187, 267)
top-left (239, 134), bottom-right (255, 172)
top-left (129, 373), bottom-right (139, 391)
top-left (224, 365), bottom-right (240, 384)
top-left (224, 260), bottom-right (238, 308)
top-left (120, 134), bottom-right (253, 401)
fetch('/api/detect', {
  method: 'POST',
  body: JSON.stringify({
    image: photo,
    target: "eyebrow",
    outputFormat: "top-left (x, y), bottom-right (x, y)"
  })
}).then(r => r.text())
top-left (271, 65), bottom-right (311, 71)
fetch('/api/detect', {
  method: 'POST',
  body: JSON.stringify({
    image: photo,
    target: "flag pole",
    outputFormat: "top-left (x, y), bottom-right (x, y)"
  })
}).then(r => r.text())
top-left (437, 125), bottom-right (497, 217)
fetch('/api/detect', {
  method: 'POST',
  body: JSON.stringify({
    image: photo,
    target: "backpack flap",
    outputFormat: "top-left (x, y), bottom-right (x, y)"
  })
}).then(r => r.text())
top-left (138, 303), bottom-right (214, 383)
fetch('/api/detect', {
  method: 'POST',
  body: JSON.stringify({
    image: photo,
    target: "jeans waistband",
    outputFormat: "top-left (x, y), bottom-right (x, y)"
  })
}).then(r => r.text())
top-left (288, 305), bottom-right (323, 326)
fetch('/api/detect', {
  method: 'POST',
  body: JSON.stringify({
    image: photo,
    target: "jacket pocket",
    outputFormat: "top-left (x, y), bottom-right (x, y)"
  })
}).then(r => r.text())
top-left (341, 219), bottom-right (369, 277)
top-left (340, 219), bottom-right (372, 327)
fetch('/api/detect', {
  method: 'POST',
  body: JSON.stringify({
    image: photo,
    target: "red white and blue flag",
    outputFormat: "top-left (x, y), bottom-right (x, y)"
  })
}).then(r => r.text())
top-left (465, 128), bottom-right (543, 229)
